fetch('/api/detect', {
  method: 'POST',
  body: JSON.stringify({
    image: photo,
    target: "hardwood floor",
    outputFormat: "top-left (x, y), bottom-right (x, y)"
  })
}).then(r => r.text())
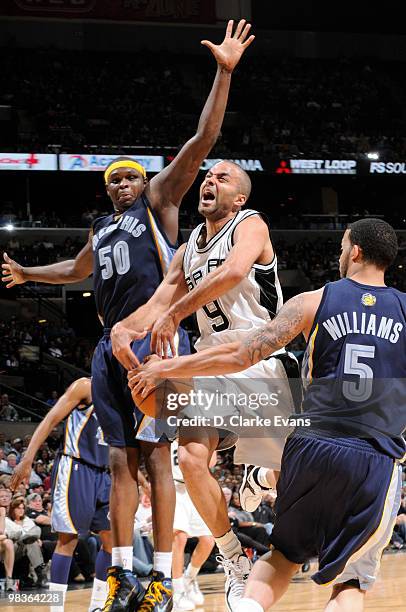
top-left (3, 552), bottom-right (405, 611)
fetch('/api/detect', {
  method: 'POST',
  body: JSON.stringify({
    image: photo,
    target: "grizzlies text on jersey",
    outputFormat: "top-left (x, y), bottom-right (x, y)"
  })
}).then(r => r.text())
top-left (92, 192), bottom-right (175, 329)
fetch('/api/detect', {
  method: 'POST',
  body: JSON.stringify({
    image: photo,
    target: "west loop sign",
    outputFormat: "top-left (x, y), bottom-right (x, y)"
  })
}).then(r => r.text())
top-left (288, 159), bottom-right (357, 175)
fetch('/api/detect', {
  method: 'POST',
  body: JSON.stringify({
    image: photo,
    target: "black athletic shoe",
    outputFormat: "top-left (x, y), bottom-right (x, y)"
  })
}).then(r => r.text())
top-left (102, 566), bottom-right (145, 612)
top-left (138, 571), bottom-right (173, 611)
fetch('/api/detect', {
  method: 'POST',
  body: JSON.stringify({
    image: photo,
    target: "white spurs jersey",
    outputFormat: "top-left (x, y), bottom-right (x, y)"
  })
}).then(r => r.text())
top-left (171, 440), bottom-right (184, 483)
top-left (183, 209), bottom-right (283, 351)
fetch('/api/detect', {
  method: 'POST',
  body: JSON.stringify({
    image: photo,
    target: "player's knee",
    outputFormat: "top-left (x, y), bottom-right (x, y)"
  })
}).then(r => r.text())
top-left (144, 445), bottom-right (171, 481)
top-left (198, 535), bottom-right (214, 551)
top-left (173, 530), bottom-right (187, 548)
top-left (178, 446), bottom-right (208, 481)
top-left (57, 533), bottom-right (78, 554)
top-left (109, 446), bottom-right (135, 480)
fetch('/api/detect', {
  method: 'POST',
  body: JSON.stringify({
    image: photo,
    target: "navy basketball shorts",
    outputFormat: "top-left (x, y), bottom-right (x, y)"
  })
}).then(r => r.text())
top-left (270, 432), bottom-right (402, 590)
top-left (51, 454), bottom-right (110, 535)
top-left (91, 327), bottom-right (190, 448)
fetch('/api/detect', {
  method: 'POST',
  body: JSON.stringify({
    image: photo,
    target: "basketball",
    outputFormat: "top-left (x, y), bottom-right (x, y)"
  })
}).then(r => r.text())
top-left (132, 377), bottom-right (195, 419)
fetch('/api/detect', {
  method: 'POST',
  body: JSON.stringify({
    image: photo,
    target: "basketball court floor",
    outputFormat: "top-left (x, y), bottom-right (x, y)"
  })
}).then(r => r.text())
top-left (2, 551), bottom-right (405, 611)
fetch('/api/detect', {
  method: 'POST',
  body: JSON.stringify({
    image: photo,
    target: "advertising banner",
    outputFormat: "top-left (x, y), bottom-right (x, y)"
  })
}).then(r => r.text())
top-left (199, 158), bottom-right (265, 173)
top-left (369, 161), bottom-right (406, 175)
top-left (59, 153), bottom-right (164, 172)
top-left (0, 0), bottom-right (215, 23)
top-left (274, 159), bottom-right (357, 175)
top-left (0, 153), bottom-right (57, 171)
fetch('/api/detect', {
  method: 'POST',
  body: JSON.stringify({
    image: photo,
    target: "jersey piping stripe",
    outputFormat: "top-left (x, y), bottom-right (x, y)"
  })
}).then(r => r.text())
top-left (319, 463), bottom-right (401, 587)
top-left (307, 324), bottom-right (319, 384)
top-left (194, 215), bottom-right (236, 253)
top-left (64, 406), bottom-right (93, 459)
top-left (252, 257), bottom-right (277, 271)
top-left (228, 210), bottom-right (263, 250)
top-left (147, 208), bottom-right (167, 276)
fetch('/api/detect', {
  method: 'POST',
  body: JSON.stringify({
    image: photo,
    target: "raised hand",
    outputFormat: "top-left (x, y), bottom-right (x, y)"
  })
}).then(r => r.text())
top-left (202, 19), bottom-right (255, 73)
top-left (2, 252), bottom-right (25, 288)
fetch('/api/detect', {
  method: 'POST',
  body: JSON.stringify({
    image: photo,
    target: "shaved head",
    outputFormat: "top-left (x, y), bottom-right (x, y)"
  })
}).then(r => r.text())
top-left (217, 161), bottom-right (252, 200)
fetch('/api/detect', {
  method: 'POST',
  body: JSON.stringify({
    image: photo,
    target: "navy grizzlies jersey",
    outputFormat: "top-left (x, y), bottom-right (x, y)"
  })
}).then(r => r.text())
top-left (92, 193), bottom-right (176, 328)
top-left (62, 403), bottom-right (109, 468)
top-left (302, 278), bottom-right (406, 459)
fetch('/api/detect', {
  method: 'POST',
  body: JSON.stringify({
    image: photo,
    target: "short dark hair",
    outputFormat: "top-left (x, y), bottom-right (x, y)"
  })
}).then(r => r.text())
top-left (227, 161), bottom-right (252, 199)
top-left (348, 218), bottom-right (398, 270)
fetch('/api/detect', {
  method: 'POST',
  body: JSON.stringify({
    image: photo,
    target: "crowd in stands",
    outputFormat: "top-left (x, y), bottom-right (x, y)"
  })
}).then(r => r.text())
top-left (0, 431), bottom-right (282, 589)
top-left (2, 232), bottom-right (406, 294)
top-left (0, 315), bottom-right (94, 375)
top-left (1, 49), bottom-right (406, 159)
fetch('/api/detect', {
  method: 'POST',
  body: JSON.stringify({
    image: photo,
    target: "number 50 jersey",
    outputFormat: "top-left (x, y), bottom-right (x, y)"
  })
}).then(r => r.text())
top-left (183, 209), bottom-right (283, 351)
top-left (92, 193), bottom-right (176, 329)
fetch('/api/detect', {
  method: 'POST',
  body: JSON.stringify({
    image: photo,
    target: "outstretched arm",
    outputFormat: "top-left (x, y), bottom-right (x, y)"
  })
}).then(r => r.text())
top-left (147, 20), bottom-right (255, 243)
top-left (111, 244), bottom-right (188, 369)
top-left (150, 216), bottom-right (270, 355)
top-left (128, 291), bottom-right (323, 395)
top-left (2, 233), bottom-right (93, 287)
top-left (9, 378), bottom-right (91, 491)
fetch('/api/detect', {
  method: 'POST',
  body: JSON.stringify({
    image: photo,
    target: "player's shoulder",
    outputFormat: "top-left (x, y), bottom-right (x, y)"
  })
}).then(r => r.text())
top-left (92, 213), bottom-right (112, 233)
top-left (233, 209), bottom-right (269, 238)
top-left (68, 377), bottom-right (92, 401)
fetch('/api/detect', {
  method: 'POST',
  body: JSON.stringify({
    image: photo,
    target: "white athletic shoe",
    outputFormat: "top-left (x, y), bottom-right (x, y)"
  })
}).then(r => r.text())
top-left (217, 553), bottom-right (252, 612)
top-left (240, 465), bottom-right (272, 512)
top-left (173, 591), bottom-right (195, 611)
top-left (185, 577), bottom-right (204, 606)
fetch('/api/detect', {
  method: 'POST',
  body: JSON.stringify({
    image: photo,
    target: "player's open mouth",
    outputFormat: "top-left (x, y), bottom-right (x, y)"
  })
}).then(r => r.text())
top-left (201, 191), bottom-right (216, 204)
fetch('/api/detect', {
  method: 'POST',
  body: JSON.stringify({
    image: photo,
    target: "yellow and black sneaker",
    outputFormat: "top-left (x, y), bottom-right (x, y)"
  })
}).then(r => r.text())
top-left (138, 571), bottom-right (173, 612)
top-left (102, 566), bottom-right (145, 612)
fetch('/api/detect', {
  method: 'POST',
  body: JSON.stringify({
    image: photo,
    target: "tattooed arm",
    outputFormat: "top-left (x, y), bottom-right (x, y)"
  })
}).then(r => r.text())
top-left (128, 290), bottom-right (323, 394)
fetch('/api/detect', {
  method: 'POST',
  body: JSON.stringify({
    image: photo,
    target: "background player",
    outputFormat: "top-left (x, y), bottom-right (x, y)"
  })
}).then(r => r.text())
top-left (2, 20), bottom-right (255, 612)
top-left (114, 159), bottom-right (297, 611)
top-left (10, 378), bottom-right (111, 612)
top-left (171, 440), bottom-right (215, 611)
top-left (132, 218), bottom-right (405, 612)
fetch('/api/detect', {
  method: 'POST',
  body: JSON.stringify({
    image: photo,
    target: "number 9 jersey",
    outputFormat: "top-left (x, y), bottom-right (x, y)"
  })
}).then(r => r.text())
top-left (183, 209), bottom-right (283, 351)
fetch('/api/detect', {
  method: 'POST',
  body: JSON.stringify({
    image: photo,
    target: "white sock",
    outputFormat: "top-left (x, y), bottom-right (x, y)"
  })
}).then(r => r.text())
top-left (257, 467), bottom-right (273, 489)
top-left (215, 529), bottom-right (242, 560)
top-left (172, 577), bottom-right (185, 593)
top-left (89, 577), bottom-right (107, 611)
top-left (49, 582), bottom-right (67, 612)
top-left (153, 552), bottom-right (172, 578)
top-left (185, 563), bottom-right (200, 581)
top-left (235, 598), bottom-right (264, 612)
top-left (112, 546), bottom-right (133, 571)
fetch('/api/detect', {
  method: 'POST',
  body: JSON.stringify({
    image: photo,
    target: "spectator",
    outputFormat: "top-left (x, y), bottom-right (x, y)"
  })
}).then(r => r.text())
top-left (0, 395), bottom-right (19, 422)
top-left (46, 391), bottom-right (59, 407)
top-left (0, 448), bottom-right (8, 473)
top-left (0, 489), bottom-right (15, 590)
top-left (25, 493), bottom-right (57, 562)
top-left (10, 439), bottom-right (23, 462)
top-left (6, 497), bottom-right (48, 588)
top-left (0, 453), bottom-right (18, 476)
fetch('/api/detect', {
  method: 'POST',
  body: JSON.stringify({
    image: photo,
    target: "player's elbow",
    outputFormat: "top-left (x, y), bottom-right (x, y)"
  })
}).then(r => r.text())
top-left (195, 128), bottom-right (219, 149)
top-left (223, 266), bottom-right (246, 287)
top-left (225, 343), bottom-right (251, 372)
